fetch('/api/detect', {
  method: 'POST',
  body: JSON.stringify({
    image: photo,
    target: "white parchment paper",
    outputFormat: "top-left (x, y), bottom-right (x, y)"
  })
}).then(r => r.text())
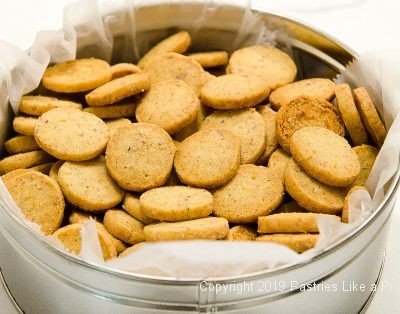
top-left (1, 0), bottom-right (400, 279)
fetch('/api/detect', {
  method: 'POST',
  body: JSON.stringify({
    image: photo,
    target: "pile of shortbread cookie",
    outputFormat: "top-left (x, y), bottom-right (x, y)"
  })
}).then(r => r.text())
top-left (0, 31), bottom-right (386, 258)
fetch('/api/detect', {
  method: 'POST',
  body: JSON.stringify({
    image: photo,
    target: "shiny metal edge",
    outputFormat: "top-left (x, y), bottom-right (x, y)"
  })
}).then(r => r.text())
top-left (0, 3), bottom-right (399, 285)
top-left (0, 267), bottom-right (24, 314)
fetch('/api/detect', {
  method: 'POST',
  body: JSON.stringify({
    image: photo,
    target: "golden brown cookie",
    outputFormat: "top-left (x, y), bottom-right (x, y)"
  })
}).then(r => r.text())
top-left (105, 118), bottom-right (132, 134)
top-left (0, 150), bottom-right (54, 175)
top-left (342, 185), bottom-right (368, 223)
top-left (4, 170), bottom-right (64, 235)
top-left (228, 45), bottom-right (297, 89)
top-left (269, 78), bottom-right (335, 110)
top-left (256, 234), bottom-right (318, 253)
top-left (213, 165), bottom-right (284, 223)
top-left (138, 31), bottom-right (191, 68)
top-left (49, 160), bottom-right (64, 183)
top-left (4, 136), bottom-right (40, 154)
top-left (1, 169), bottom-right (33, 184)
top-left (111, 63), bottom-right (142, 79)
top-left (136, 80), bottom-right (200, 134)
top-left (290, 127), bottom-right (360, 187)
top-left (174, 128), bottom-right (240, 188)
top-left (103, 209), bottom-right (145, 245)
top-left (200, 74), bottom-right (270, 109)
top-left (353, 87), bottom-right (387, 147)
top-left (188, 51), bottom-right (229, 68)
top-left (118, 243), bottom-right (143, 257)
top-left (68, 209), bottom-right (95, 224)
top-left (123, 193), bottom-right (157, 225)
top-left (335, 84), bottom-right (368, 146)
top-left (29, 162), bottom-right (55, 175)
top-left (53, 223), bottom-right (117, 260)
top-left (201, 108), bottom-right (266, 164)
top-left (140, 186), bottom-right (213, 221)
top-left (267, 148), bottom-right (291, 182)
top-left (105, 123), bottom-right (175, 191)
top-left (174, 105), bottom-right (211, 141)
top-left (285, 159), bottom-right (346, 214)
top-left (351, 144), bottom-right (378, 187)
top-left (258, 213), bottom-right (340, 234)
top-left (13, 116), bottom-right (38, 135)
top-left (226, 226), bottom-right (257, 241)
top-left (144, 52), bottom-right (210, 96)
top-left (275, 96), bottom-right (345, 152)
top-left (83, 101), bottom-right (136, 119)
top-left (42, 58), bottom-right (112, 93)
top-left (256, 106), bottom-right (278, 164)
top-left (85, 72), bottom-right (150, 106)
top-left (19, 96), bottom-right (82, 116)
top-left (58, 156), bottom-right (125, 212)
top-left (34, 108), bottom-right (109, 161)
top-left (144, 217), bottom-right (229, 241)
top-left (274, 200), bottom-right (308, 214)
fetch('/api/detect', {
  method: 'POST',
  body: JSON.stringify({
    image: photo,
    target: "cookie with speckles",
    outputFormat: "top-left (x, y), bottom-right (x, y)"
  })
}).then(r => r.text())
top-left (58, 156), bottom-right (125, 212)
top-left (13, 116), bottom-right (38, 136)
top-left (140, 186), bottom-right (212, 221)
top-left (4, 136), bottom-right (40, 154)
top-left (256, 234), bottom-right (318, 253)
top-left (34, 108), bottom-right (109, 161)
top-left (174, 128), bottom-right (240, 188)
top-left (256, 106), bottom-right (278, 164)
top-left (213, 164), bottom-right (284, 223)
top-left (4, 170), bottom-right (64, 235)
top-left (201, 108), bottom-right (266, 164)
top-left (105, 123), bottom-right (175, 192)
top-left (123, 193), bottom-right (157, 225)
top-left (111, 63), bottom-right (142, 79)
top-left (144, 217), bottom-right (229, 241)
top-left (0, 150), bottom-right (54, 175)
top-left (105, 118), bottom-right (132, 135)
top-left (19, 96), bottom-right (82, 116)
top-left (29, 162), bottom-right (55, 175)
top-left (103, 209), bottom-right (145, 245)
top-left (351, 144), bottom-right (378, 187)
top-left (290, 127), bottom-right (360, 187)
top-left (267, 148), bottom-right (291, 183)
top-left (188, 51), bottom-right (228, 68)
top-left (226, 226), bottom-right (257, 241)
top-left (83, 101), bottom-right (136, 119)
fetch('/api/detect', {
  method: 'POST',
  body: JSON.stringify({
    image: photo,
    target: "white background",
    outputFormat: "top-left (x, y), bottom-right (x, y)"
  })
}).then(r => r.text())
top-left (1, 0), bottom-right (400, 313)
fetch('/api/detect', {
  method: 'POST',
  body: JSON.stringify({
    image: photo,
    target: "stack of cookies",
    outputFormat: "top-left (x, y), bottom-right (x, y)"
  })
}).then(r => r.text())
top-left (0, 30), bottom-right (386, 258)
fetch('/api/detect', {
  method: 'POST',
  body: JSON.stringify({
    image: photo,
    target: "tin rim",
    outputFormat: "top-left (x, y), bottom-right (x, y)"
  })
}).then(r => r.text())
top-left (0, 4), bottom-right (399, 285)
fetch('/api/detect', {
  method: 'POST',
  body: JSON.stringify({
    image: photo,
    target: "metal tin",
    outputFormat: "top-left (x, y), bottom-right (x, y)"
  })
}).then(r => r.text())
top-left (0, 1), bottom-right (399, 313)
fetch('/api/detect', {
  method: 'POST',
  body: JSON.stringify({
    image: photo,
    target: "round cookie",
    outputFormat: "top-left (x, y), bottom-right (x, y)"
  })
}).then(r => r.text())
top-left (342, 185), bottom-right (368, 223)
top-left (85, 72), bottom-right (150, 107)
top-left (275, 96), bottom-right (345, 152)
top-left (1, 169), bottom-right (33, 184)
top-left (144, 52), bottom-right (210, 96)
top-left (290, 127), bottom-right (360, 187)
top-left (138, 31), bottom-right (191, 68)
top-left (258, 213), bottom-right (340, 234)
top-left (49, 160), bottom-right (64, 183)
top-left (111, 63), bottom-right (142, 79)
top-left (200, 74), bottom-right (270, 109)
top-left (285, 159), bottom-right (346, 214)
top-left (269, 78), bottom-right (335, 110)
top-left (256, 234), bottom-right (318, 253)
top-left (201, 108), bottom-right (266, 164)
top-left (53, 223), bottom-right (117, 260)
top-left (105, 123), bottom-right (175, 191)
top-left (105, 118), bottom-right (131, 135)
top-left (351, 144), bottom-right (378, 187)
top-left (213, 164), bottom-right (284, 223)
top-left (143, 217), bottom-right (229, 242)
top-left (123, 193), bottom-right (157, 225)
top-left (42, 58), bottom-right (112, 93)
top-left (228, 45), bottom-right (297, 89)
top-left (267, 148), bottom-right (291, 183)
top-left (34, 108), bottom-right (109, 161)
top-left (174, 128), bottom-right (240, 188)
top-left (83, 101), bottom-right (136, 119)
top-left (4, 171), bottom-right (64, 235)
top-left (353, 87), bottom-right (387, 147)
top-left (226, 226), bottom-right (257, 241)
top-left (256, 106), bottom-right (278, 164)
top-left (58, 156), bottom-right (125, 212)
top-left (103, 209), bottom-right (145, 245)
top-left (29, 162), bottom-right (55, 175)
top-left (13, 116), bottom-right (38, 136)
top-left (19, 96), bottom-right (82, 116)
top-left (136, 80), bottom-right (200, 134)
top-left (0, 150), bottom-right (54, 175)
top-left (188, 51), bottom-right (229, 68)
top-left (335, 84), bottom-right (368, 146)
top-left (140, 186), bottom-right (213, 222)
top-left (4, 136), bottom-right (40, 154)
